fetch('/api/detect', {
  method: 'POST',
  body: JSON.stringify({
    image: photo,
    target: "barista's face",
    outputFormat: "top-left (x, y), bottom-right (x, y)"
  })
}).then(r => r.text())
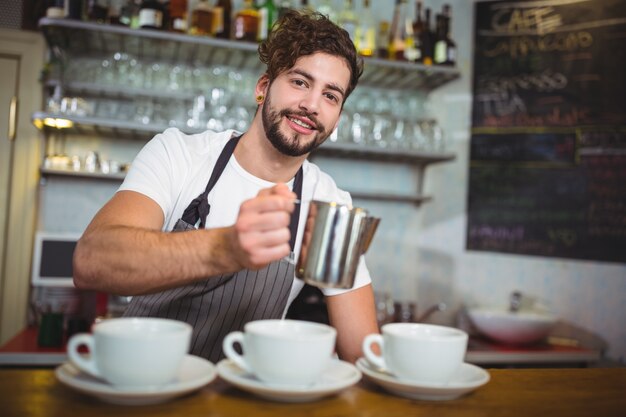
top-left (260, 52), bottom-right (350, 157)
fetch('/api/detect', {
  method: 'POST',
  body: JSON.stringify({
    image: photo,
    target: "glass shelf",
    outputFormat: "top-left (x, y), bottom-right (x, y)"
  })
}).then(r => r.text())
top-left (32, 111), bottom-right (456, 165)
top-left (39, 167), bottom-right (433, 205)
top-left (32, 111), bottom-right (197, 139)
top-left (40, 167), bottom-right (126, 181)
top-left (45, 80), bottom-right (199, 101)
top-left (39, 18), bottom-right (460, 93)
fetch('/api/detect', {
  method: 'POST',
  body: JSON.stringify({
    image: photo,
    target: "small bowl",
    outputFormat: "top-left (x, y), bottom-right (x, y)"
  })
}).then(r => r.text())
top-left (467, 307), bottom-right (557, 345)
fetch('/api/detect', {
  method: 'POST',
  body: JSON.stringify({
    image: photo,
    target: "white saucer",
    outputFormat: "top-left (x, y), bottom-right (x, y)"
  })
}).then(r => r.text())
top-left (55, 354), bottom-right (217, 405)
top-left (356, 358), bottom-right (490, 401)
top-left (216, 358), bottom-right (361, 403)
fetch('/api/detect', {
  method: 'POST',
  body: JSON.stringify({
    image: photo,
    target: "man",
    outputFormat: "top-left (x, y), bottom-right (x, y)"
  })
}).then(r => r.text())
top-left (73, 10), bottom-right (379, 364)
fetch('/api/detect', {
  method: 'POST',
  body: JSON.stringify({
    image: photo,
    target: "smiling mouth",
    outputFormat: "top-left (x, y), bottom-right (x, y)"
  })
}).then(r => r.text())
top-left (287, 116), bottom-right (316, 131)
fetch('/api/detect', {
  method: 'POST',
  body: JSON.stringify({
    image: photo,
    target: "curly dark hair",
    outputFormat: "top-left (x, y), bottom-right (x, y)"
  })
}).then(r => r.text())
top-left (258, 10), bottom-right (364, 103)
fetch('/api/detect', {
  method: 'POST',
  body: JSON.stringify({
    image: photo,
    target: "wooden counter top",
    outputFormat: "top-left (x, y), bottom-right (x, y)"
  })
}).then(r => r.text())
top-left (1, 366), bottom-right (624, 417)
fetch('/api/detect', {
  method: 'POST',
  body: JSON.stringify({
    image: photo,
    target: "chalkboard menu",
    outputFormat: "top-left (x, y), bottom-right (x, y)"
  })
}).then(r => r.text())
top-left (467, 0), bottom-right (626, 263)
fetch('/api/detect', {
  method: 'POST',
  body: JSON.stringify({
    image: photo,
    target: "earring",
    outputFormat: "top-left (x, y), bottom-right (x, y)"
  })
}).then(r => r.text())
top-left (256, 94), bottom-right (264, 103)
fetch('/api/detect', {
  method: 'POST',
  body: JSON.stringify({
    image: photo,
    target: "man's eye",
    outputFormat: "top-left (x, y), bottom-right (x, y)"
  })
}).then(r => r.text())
top-left (293, 79), bottom-right (307, 87)
top-left (325, 93), bottom-right (339, 102)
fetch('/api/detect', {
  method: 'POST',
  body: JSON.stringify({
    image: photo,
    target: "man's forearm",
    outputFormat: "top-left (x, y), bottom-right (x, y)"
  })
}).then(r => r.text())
top-left (73, 225), bottom-right (241, 296)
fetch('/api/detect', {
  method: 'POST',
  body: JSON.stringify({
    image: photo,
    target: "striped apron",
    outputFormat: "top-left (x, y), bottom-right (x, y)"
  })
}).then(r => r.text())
top-left (123, 135), bottom-right (303, 363)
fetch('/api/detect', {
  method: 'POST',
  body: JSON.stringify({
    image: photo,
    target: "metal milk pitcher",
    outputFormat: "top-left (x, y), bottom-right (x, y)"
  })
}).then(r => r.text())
top-left (296, 200), bottom-right (380, 289)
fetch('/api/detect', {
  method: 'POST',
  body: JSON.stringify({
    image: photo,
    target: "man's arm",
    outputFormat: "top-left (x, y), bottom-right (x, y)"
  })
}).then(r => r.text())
top-left (326, 283), bottom-right (380, 364)
top-left (73, 186), bottom-right (296, 296)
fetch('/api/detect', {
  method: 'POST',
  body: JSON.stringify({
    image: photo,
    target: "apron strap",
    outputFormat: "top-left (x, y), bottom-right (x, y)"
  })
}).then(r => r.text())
top-left (180, 135), bottom-right (241, 228)
top-left (289, 167), bottom-right (303, 250)
top-left (179, 134), bottom-right (303, 250)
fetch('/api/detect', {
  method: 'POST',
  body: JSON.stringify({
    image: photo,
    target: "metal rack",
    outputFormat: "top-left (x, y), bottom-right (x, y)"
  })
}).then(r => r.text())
top-left (39, 18), bottom-right (460, 92)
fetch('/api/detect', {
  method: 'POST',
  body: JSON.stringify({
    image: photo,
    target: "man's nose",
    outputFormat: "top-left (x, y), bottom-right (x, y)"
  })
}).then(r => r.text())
top-left (298, 92), bottom-right (320, 115)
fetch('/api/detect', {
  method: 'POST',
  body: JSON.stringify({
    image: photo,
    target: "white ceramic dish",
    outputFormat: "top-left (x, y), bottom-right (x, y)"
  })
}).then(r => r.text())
top-left (55, 354), bottom-right (216, 405)
top-left (467, 307), bottom-right (557, 345)
top-left (356, 357), bottom-right (490, 401)
top-left (216, 358), bottom-right (361, 402)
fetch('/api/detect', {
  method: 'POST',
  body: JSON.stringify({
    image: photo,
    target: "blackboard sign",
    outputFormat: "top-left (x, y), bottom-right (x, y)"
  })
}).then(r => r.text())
top-left (467, 0), bottom-right (626, 263)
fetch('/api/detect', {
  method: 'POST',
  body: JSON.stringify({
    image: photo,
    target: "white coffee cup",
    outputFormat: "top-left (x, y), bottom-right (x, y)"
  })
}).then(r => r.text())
top-left (363, 323), bottom-right (468, 384)
top-left (67, 317), bottom-right (192, 387)
top-left (222, 319), bottom-right (337, 386)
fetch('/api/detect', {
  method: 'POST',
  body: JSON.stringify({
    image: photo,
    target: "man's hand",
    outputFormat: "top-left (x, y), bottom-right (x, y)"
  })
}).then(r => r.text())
top-left (230, 183), bottom-right (297, 270)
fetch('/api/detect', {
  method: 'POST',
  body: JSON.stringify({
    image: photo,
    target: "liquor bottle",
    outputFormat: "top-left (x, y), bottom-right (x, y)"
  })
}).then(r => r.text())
top-left (316, 0), bottom-right (336, 22)
top-left (233, 0), bottom-right (259, 42)
top-left (87, 0), bottom-right (109, 22)
top-left (376, 20), bottom-right (390, 59)
top-left (402, 6), bottom-right (417, 61)
top-left (138, 0), bottom-right (164, 29)
top-left (161, 0), bottom-right (171, 30)
top-left (108, 0), bottom-right (125, 24)
top-left (119, 0), bottom-right (140, 27)
top-left (46, 0), bottom-right (65, 18)
top-left (213, 0), bottom-right (232, 39)
top-left (410, 0), bottom-right (425, 63)
top-left (388, 0), bottom-right (406, 61)
top-left (64, 0), bottom-right (85, 20)
top-left (168, 0), bottom-right (187, 32)
top-left (434, 4), bottom-right (456, 66)
top-left (257, 0), bottom-right (277, 41)
top-left (355, 0), bottom-right (376, 57)
top-left (190, 0), bottom-right (213, 35)
top-left (337, 0), bottom-right (357, 42)
top-left (420, 7), bottom-right (434, 65)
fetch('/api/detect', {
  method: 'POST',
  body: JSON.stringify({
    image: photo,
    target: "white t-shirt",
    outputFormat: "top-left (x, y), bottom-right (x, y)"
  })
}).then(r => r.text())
top-left (118, 128), bottom-right (371, 310)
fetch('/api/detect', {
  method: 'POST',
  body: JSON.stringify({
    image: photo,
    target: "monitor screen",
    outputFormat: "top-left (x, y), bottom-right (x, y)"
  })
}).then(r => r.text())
top-left (31, 232), bottom-right (81, 287)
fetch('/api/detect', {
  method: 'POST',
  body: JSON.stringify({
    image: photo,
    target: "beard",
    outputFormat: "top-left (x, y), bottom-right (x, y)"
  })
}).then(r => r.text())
top-left (261, 91), bottom-right (331, 157)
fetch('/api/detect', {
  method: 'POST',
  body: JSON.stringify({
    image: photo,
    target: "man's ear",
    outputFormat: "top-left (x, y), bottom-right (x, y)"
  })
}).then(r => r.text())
top-left (255, 74), bottom-right (270, 97)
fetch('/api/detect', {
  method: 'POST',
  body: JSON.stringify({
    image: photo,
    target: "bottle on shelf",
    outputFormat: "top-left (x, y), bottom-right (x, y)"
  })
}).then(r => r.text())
top-left (257, 0), bottom-right (277, 42)
top-left (213, 0), bottom-right (232, 39)
top-left (388, 0), bottom-right (406, 61)
top-left (355, 0), bottom-right (376, 57)
top-left (420, 7), bottom-right (434, 65)
top-left (189, 0), bottom-right (213, 35)
top-left (87, 0), bottom-right (109, 22)
top-left (108, 0), bottom-right (126, 24)
top-left (119, 0), bottom-right (141, 27)
top-left (410, 0), bottom-right (425, 63)
top-left (161, 0), bottom-right (172, 29)
top-left (376, 20), bottom-right (390, 59)
top-left (402, 5), bottom-right (417, 61)
top-left (138, 0), bottom-right (165, 29)
top-left (64, 0), bottom-right (86, 20)
top-left (168, 0), bottom-right (188, 32)
top-left (337, 0), bottom-right (357, 42)
top-left (433, 3), bottom-right (456, 66)
top-left (233, 0), bottom-right (259, 42)
top-left (47, 0), bottom-right (65, 19)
